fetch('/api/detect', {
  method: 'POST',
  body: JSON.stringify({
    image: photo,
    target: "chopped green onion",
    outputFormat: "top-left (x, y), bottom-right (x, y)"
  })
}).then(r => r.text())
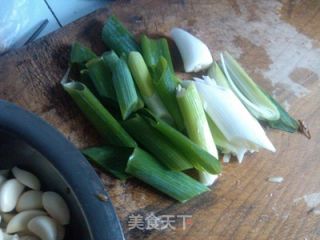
top-left (193, 76), bottom-right (275, 156)
top-left (263, 91), bottom-right (299, 132)
top-left (70, 42), bottom-right (97, 64)
top-left (123, 114), bottom-right (193, 171)
top-left (112, 56), bottom-right (144, 120)
top-left (79, 69), bottom-right (97, 95)
top-left (220, 52), bottom-right (280, 121)
top-left (176, 81), bottom-right (219, 185)
top-left (102, 50), bottom-right (119, 69)
top-left (141, 111), bottom-right (222, 174)
top-left (140, 34), bottom-right (174, 72)
top-left (128, 51), bottom-right (154, 97)
top-left (176, 82), bottom-right (218, 157)
top-left (128, 51), bottom-right (172, 123)
top-left (86, 58), bottom-right (116, 102)
top-left (61, 80), bottom-right (137, 148)
top-left (153, 57), bottom-right (184, 130)
top-left (102, 16), bottom-right (140, 56)
top-left (207, 61), bottom-right (229, 88)
top-left (216, 53), bottom-right (298, 133)
top-left (125, 147), bottom-right (209, 203)
top-left (82, 146), bottom-right (132, 180)
top-left (207, 114), bottom-right (247, 162)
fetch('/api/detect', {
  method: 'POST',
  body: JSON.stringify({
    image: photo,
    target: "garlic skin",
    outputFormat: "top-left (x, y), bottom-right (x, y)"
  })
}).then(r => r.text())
top-left (16, 191), bottom-right (43, 212)
top-left (42, 192), bottom-right (70, 225)
top-left (27, 216), bottom-right (57, 240)
top-left (0, 179), bottom-right (25, 212)
top-left (12, 167), bottom-right (40, 190)
top-left (170, 28), bottom-right (213, 73)
top-left (6, 210), bottom-right (46, 234)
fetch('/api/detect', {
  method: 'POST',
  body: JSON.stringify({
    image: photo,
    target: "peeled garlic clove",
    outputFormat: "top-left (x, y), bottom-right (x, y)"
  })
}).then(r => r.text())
top-left (6, 210), bottom-right (46, 233)
top-left (16, 191), bottom-right (43, 212)
top-left (0, 229), bottom-right (19, 240)
top-left (0, 179), bottom-right (25, 212)
top-left (42, 192), bottom-right (70, 225)
top-left (57, 225), bottom-right (65, 240)
top-left (170, 28), bottom-right (213, 73)
top-left (13, 229), bottom-right (35, 237)
top-left (12, 167), bottom-right (40, 190)
top-left (27, 216), bottom-right (57, 240)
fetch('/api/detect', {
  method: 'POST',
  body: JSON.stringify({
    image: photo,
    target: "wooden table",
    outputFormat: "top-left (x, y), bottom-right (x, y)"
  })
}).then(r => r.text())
top-left (0, 1), bottom-right (319, 239)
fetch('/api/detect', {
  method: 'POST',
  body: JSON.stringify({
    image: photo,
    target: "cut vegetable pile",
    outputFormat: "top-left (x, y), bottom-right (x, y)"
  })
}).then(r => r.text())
top-left (62, 16), bottom-right (303, 203)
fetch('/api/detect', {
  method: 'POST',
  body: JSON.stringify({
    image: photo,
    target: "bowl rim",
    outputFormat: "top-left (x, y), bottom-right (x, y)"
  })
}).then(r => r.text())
top-left (0, 100), bottom-right (125, 240)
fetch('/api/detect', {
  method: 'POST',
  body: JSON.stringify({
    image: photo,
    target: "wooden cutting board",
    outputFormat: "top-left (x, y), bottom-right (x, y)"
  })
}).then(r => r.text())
top-left (0, 1), bottom-right (319, 239)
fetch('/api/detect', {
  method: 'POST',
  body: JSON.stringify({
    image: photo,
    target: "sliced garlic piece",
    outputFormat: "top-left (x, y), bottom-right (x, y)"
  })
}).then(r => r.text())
top-left (16, 191), bottom-right (43, 212)
top-left (12, 167), bottom-right (40, 190)
top-left (27, 216), bottom-right (57, 240)
top-left (6, 210), bottom-right (46, 233)
top-left (42, 192), bottom-right (70, 225)
top-left (170, 28), bottom-right (213, 72)
top-left (0, 179), bottom-right (25, 212)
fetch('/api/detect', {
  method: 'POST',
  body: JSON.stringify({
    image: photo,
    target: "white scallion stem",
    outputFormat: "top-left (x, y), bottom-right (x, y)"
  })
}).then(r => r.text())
top-left (220, 52), bottom-right (280, 121)
top-left (176, 81), bottom-right (218, 186)
top-left (194, 76), bottom-right (276, 156)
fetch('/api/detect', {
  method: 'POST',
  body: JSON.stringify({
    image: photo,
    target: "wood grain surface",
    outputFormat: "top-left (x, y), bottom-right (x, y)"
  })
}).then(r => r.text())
top-left (0, 1), bottom-right (320, 239)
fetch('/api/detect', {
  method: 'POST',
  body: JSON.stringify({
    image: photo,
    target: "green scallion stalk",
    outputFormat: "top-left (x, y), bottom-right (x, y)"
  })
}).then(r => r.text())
top-left (128, 51), bottom-right (172, 123)
top-left (141, 111), bottom-right (222, 174)
top-left (102, 16), bottom-right (140, 56)
top-left (86, 58), bottom-right (116, 102)
top-left (123, 114), bottom-right (193, 171)
top-left (102, 50), bottom-right (119, 69)
top-left (79, 69), bottom-right (97, 95)
top-left (176, 82), bottom-right (219, 186)
top-left (82, 146), bottom-right (132, 180)
top-left (128, 51), bottom-right (154, 97)
top-left (153, 57), bottom-right (184, 130)
top-left (70, 42), bottom-right (97, 64)
top-left (220, 52), bottom-right (280, 121)
top-left (112, 56), bottom-right (144, 120)
top-left (207, 61), bottom-right (230, 88)
top-left (140, 34), bottom-right (174, 72)
top-left (263, 90), bottom-right (299, 132)
top-left (176, 82), bottom-right (218, 156)
top-left (61, 80), bottom-right (137, 148)
top-left (126, 147), bottom-right (209, 202)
